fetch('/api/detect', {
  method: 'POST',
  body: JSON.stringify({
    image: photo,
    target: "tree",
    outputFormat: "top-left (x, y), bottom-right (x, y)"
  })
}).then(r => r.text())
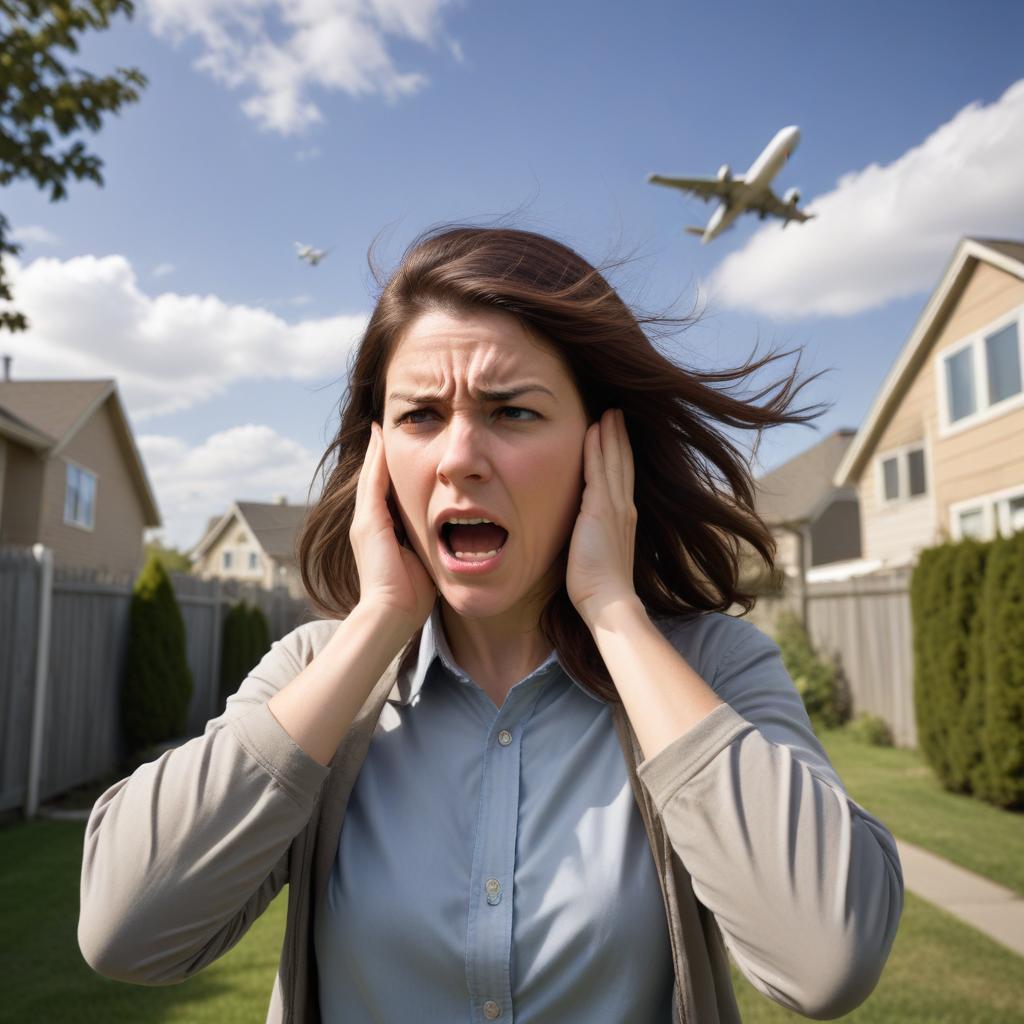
top-left (143, 536), bottom-right (192, 574)
top-left (1, 0), bottom-right (146, 332)
top-left (121, 553), bottom-right (193, 756)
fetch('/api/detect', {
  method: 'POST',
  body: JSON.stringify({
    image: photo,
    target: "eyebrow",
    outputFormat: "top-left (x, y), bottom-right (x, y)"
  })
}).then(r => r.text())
top-left (387, 384), bottom-right (557, 404)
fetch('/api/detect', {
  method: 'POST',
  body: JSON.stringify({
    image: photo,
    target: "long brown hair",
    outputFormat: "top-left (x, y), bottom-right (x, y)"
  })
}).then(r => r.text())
top-left (298, 224), bottom-right (826, 702)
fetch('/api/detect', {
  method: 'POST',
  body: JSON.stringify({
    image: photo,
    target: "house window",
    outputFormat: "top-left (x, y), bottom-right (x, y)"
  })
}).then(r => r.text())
top-left (878, 445), bottom-right (927, 504)
top-left (945, 346), bottom-right (976, 423)
top-left (882, 457), bottom-right (900, 501)
top-left (249, 552), bottom-right (259, 570)
top-left (985, 322), bottom-right (1022, 405)
top-left (223, 550), bottom-right (233, 570)
top-left (957, 507), bottom-right (986, 539)
top-left (998, 492), bottom-right (1024, 536)
top-left (64, 463), bottom-right (96, 529)
top-left (941, 309), bottom-right (1024, 430)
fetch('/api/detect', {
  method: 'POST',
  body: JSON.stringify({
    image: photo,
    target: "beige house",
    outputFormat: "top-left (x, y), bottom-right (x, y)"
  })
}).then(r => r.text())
top-left (753, 428), bottom-right (862, 584)
top-left (189, 497), bottom-right (311, 600)
top-left (0, 367), bottom-right (161, 575)
top-left (835, 237), bottom-right (1024, 564)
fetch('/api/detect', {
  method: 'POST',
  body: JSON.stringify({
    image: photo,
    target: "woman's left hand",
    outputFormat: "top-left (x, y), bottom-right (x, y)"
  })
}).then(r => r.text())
top-left (567, 408), bottom-right (641, 630)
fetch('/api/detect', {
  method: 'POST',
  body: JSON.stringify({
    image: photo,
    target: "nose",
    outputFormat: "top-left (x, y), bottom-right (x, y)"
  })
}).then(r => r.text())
top-left (435, 413), bottom-right (492, 484)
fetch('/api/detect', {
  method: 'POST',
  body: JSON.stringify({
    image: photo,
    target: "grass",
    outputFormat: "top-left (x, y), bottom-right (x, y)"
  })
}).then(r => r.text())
top-left (3, 818), bottom-right (1024, 1023)
top-left (818, 727), bottom-right (1024, 896)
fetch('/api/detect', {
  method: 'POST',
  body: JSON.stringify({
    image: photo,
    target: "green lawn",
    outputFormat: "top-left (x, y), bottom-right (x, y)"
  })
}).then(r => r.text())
top-left (818, 728), bottom-right (1024, 896)
top-left (3, 817), bottom-right (1024, 1022)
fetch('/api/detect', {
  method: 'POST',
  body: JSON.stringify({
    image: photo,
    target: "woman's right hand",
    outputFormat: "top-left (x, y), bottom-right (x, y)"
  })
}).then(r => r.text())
top-left (350, 421), bottom-right (437, 635)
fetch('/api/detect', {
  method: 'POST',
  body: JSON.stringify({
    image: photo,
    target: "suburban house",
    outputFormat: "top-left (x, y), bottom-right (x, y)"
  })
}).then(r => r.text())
top-left (0, 364), bottom-right (161, 576)
top-left (834, 237), bottom-right (1024, 566)
top-left (189, 497), bottom-right (311, 600)
top-left (753, 427), bottom-right (863, 584)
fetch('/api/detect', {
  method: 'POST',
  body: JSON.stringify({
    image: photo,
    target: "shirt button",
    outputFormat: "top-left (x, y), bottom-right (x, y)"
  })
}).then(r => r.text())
top-left (498, 729), bottom-right (512, 746)
top-left (483, 1001), bottom-right (502, 1019)
top-left (485, 877), bottom-right (502, 904)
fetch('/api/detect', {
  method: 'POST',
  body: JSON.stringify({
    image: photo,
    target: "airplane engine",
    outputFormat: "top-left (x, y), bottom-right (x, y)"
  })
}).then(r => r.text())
top-left (717, 164), bottom-right (732, 182)
top-left (784, 187), bottom-right (801, 206)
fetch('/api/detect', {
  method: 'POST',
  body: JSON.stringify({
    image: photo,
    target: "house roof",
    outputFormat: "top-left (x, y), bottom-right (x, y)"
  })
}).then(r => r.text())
top-left (834, 236), bottom-right (1024, 487)
top-left (0, 403), bottom-right (53, 449)
top-left (190, 499), bottom-right (312, 564)
top-left (755, 428), bottom-right (858, 526)
top-left (0, 378), bottom-right (161, 526)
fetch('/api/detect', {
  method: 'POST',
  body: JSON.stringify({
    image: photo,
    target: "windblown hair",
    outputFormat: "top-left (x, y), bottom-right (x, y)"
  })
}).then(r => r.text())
top-left (297, 224), bottom-right (826, 702)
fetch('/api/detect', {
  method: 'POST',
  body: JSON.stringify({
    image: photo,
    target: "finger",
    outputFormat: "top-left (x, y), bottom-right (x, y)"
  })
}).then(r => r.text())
top-left (618, 409), bottom-right (635, 510)
top-left (600, 409), bottom-right (623, 509)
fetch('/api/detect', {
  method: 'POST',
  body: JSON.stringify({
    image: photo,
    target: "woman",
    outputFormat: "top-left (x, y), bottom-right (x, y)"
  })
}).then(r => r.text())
top-left (79, 225), bottom-right (903, 1022)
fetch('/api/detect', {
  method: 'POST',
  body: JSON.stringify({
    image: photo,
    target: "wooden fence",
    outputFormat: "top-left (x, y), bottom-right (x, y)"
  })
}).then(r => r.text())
top-left (0, 545), bottom-right (316, 817)
top-left (745, 567), bottom-right (917, 748)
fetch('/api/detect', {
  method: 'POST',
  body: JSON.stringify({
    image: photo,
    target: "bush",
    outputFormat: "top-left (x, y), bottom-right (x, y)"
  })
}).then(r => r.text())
top-left (773, 610), bottom-right (850, 730)
top-left (120, 554), bottom-right (194, 756)
top-left (976, 531), bottom-right (1024, 808)
top-left (846, 712), bottom-right (894, 747)
top-left (218, 600), bottom-right (271, 712)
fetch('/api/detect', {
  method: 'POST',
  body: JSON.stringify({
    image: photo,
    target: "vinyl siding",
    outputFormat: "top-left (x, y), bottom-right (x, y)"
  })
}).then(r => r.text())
top-left (40, 399), bottom-right (147, 574)
top-left (858, 259), bottom-right (1024, 562)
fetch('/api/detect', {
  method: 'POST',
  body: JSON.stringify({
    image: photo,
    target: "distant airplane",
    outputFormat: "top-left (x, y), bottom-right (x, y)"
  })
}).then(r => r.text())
top-left (294, 241), bottom-right (330, 266)
top-left (648, 125), bottom-right (815, 244)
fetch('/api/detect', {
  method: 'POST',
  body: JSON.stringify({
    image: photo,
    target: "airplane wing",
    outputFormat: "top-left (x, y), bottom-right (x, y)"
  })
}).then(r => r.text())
top-left (748, 188), bottom-right (814, 223)
top-left (647, 174), bottom-right (744, 203)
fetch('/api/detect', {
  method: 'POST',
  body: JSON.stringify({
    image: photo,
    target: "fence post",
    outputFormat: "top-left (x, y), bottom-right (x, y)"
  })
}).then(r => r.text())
top-left (209, 576), bottom-right (222, 722)
top-left (25, 544), bottom-right (54, 819)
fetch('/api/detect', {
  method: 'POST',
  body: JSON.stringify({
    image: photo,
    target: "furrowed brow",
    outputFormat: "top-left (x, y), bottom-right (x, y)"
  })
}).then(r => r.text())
top-left (387, 384), bottom-right (556, 404)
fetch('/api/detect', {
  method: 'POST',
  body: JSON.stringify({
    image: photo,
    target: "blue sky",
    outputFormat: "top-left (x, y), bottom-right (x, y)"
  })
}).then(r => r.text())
top-left (4, 0), bottom-right (1024, 551)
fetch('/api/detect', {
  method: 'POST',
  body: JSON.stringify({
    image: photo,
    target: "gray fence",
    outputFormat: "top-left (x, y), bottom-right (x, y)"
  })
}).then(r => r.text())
top-left (745, 567), bottom-right (917, 748)
top-left (0, 545), bottom-right (316, 817)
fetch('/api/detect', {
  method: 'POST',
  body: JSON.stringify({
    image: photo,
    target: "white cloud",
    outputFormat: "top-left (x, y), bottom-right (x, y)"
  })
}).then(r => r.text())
top-left (708, 78), bottom-right (1024, 318)
top-left (10, 225), bottom-right (59, 246)
top-left (144, 0), bottom-right (462, 135)
top-left (138, 425), bottom-right (321, 551)
top-left (152, 262), bottom-right (176, 277)
top-left (0, 253), bottom-right (368, 419)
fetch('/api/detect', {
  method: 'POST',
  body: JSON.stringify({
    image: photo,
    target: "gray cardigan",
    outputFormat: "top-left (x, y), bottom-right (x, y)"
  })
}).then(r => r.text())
top-left (78, 612), bottom-right (904, 1022)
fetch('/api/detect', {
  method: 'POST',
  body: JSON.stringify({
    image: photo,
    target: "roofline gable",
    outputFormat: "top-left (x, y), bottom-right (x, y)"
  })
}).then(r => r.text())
top-left (189, 503), bottom-right (279, 562)
top-left (834, 237), bottom-right (1024, 487)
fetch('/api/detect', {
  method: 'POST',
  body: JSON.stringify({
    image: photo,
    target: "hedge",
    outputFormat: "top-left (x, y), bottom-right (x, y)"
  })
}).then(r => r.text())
top-left (910, 531), bottom-right (1024, 809)
top-left (120, 554), bottom-right (194, 756)
top-left (218, 601), bottom-right (271, 713)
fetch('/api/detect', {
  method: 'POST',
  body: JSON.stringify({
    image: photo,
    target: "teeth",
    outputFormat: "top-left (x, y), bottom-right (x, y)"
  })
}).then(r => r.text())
top-left (445, 516), bottom-right (495, 526)
top-left (453, 549), bottom-right (501, 561)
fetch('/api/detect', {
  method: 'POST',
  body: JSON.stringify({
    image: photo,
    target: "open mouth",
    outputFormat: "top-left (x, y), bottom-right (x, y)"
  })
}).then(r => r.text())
top-left (439, 521), bottom-right (510, 561)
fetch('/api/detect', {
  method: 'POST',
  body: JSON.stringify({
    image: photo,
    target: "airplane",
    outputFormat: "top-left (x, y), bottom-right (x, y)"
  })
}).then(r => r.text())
top-left (647, 125), bottom-right (815, 244)
top-left (294, 241), bottom-right (330, 266)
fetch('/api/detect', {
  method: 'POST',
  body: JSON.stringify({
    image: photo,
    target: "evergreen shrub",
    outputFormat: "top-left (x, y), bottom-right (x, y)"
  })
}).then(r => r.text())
top-left (121, 554), bottom-right (194, 756)
top-left (977, 531), bottom-right (1024, 808)
top-left (846, 712), bottom-right (894, 747)
top-left (218, 601), bottom-right (272, 712)
top-left (773, 610), bottom-right (849, 730)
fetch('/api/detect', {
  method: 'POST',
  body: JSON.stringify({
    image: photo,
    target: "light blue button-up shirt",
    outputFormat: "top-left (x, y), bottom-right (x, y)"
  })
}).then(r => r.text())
top-left (315, 599), bottom-right (675, 1022)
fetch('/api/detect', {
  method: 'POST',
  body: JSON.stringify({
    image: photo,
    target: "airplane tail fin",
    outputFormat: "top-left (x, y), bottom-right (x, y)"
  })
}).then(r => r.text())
top-left (684, 226), bottom-right (705, 237)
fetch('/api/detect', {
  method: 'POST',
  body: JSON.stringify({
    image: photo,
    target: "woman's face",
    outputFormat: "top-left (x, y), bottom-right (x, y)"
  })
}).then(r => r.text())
top-left (382, 306), bottom-right (590, 619)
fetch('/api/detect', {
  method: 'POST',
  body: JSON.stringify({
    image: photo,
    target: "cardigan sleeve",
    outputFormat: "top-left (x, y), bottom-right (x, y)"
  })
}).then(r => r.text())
top-left (78, 624), bottom-right (332, 986)
top-left (636, 617), bottom-right (904, 1020)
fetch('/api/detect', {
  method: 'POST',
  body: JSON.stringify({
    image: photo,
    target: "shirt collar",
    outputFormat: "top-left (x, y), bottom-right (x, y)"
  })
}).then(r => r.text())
top-left (387, 598), bottom-right (606, 706)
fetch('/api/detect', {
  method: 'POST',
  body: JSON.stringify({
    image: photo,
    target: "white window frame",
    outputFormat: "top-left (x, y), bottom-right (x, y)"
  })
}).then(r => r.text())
top-left (63, 460), bottom-right (96, 531)
top-left (937, 304), bottom-right (1024, 438)
top-left (875, 441), bottom-right (929, 508)
top-left (248, 551), bottom-right (259, 571)
top-left (949, 483), bottom-right (1024, 541)
top-left (222, 550), bottom-right (233, 570)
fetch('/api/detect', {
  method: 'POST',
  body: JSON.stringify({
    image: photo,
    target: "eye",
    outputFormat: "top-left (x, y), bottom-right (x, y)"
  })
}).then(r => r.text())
top-left (394, 406), bottom-right (540, 426)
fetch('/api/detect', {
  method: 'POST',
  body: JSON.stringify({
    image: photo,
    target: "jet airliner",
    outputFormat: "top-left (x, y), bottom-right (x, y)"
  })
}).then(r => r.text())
top-left (648, 125), bottom-right (815, 244)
